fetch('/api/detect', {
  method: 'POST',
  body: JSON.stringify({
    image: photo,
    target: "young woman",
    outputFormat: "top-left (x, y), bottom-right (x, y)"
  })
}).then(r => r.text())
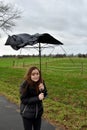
top-left (20, 66), bottom-right (48, 130)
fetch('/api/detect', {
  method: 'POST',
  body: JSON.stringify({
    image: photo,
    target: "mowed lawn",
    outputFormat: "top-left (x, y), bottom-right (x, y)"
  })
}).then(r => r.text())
top-left (0, 57), bottom-right (87, 130)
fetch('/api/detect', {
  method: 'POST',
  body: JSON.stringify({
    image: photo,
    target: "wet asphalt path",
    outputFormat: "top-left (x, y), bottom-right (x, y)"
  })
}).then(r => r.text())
top-left (0, 96), bottom-right (56, 130)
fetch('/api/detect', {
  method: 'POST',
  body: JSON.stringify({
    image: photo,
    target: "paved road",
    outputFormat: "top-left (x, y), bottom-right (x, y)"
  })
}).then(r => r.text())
top-left (0, 96), bottom-right (56, 130)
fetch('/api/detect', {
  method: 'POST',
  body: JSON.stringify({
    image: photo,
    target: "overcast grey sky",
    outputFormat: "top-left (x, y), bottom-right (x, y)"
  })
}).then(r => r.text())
top-left (0, 0), bottom-right (87, 56)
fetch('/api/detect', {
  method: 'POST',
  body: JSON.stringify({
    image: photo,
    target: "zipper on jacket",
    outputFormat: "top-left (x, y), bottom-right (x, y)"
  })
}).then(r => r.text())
top-left (22, 105), bottom-right (27, 114)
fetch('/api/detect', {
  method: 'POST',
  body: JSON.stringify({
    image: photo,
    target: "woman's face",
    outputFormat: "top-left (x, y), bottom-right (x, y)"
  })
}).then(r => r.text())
top-left (31, 69), bottom-right (40, 82)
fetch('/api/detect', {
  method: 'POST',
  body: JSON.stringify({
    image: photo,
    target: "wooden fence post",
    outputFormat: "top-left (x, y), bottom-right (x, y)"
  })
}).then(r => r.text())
top-left (12, 60), bottom-right (15, 67)
top-left (81, 62), bottom-right (83, 75)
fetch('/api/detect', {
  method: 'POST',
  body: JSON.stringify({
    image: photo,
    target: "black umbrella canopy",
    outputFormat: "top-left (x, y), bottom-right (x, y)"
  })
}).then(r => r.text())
top-left (5, 33), bottom-right (63, 71)
top-left (5, 33), bottom-right (63, 50)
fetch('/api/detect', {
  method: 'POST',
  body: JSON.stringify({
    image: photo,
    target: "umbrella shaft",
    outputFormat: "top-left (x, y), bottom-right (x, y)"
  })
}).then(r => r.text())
top-left (39, 43), bottom-right (41, 72)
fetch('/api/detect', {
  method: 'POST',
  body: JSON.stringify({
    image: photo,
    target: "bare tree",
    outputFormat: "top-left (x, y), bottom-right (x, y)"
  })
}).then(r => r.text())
top-left (0, 1), bottom-right (21, 33)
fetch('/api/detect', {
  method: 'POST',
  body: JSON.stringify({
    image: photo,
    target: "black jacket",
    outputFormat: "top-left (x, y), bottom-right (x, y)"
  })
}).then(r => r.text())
top-left (20, 80), bottom-right (47, 119)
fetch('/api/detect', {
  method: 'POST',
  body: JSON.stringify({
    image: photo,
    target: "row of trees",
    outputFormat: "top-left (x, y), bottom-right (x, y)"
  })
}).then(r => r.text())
top-left (1, 53), bottom-right (87, 58)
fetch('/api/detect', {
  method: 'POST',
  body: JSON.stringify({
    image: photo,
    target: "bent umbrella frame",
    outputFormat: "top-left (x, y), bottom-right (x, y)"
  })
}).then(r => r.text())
top-left (5, 33), bottom-right (63, 71)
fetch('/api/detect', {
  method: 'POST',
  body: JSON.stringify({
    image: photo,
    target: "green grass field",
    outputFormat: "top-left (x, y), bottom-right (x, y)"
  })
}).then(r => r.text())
top-left (0, 57), bottom-right (87, 130)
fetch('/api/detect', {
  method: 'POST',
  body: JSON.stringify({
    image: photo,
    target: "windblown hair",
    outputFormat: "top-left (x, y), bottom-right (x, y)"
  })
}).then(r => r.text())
top-left (24, 66), bottom-right (43, 93)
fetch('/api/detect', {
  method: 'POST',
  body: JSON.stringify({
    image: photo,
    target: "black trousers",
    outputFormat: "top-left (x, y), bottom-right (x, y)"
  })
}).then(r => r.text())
top-left (22, 117), bottom-right (41, 130)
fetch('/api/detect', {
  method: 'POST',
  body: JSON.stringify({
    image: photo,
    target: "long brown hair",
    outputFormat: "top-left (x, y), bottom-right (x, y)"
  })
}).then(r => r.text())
top-left (24, 66), bottom-right (43, 93)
